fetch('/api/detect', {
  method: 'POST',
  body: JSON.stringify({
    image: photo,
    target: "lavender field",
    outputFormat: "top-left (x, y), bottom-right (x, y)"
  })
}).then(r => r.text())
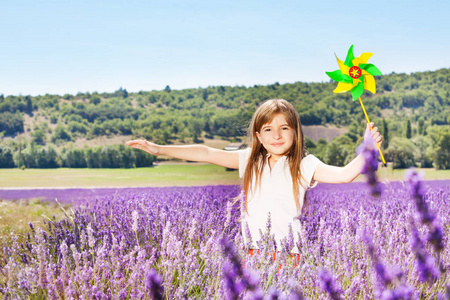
top-left (1, 177), bottom-right (449, 299)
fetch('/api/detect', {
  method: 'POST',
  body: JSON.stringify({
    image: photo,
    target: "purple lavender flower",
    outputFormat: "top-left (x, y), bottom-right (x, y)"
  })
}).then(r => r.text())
top-left (318, 268), bottom-right (343, 300)
top-left (222, 261), bottom-right (245, 299)
top-left (265, 286), bottom-right (280, 300)
top-left (224, 200), bottom-right (233, 229)
top-left (221, 236), bottom-right (243, 277)
top-left (220, 235), bottom-right (263, 298)
top-left (357, 129), bottom-right (382, 197)
top-left (406, 169), bottom-right (444, 271)
top-left (410, 224), bottom-right (439, 283)
top-left (239, 190), bottom-right (246, 217)
top-left (404, 169), bottom-right (425, 199)
top-left (380, 285), bottom-right (415, 300)
top-left (145, 269), bottom-right (164, 300)
top-left (374, 262), bottom-right (393, 287)
top-left (427, 219), bottom-right (444, 253)
top-left (288, 281), bottom-right (305, 300)
top-left (131, 210), bottom-right (139, 232)
top-left (1, 182), bottom-right (449, 298)
top-left (405, 169), bottom-right (435, 224)
top-left (363, 233), bottom-right (404, 294)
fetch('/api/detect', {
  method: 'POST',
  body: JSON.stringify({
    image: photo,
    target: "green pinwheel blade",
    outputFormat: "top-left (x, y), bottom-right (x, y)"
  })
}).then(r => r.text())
top-left (350, 80), bottom-right (365, 100)
top-left (360, 63), bottom-right (382, 76)
top-left (325, 70), bottom-right (353, 84)
top-left (344, 45), bottom-right (355, 67)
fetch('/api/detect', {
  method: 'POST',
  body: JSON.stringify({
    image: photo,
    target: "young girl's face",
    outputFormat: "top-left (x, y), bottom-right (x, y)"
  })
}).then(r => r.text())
top-left (256, 113), bottom-right (295, 160)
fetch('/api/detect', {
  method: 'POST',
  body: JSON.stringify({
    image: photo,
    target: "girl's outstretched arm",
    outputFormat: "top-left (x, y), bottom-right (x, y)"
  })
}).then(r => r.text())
top-left (126, 140), bottom-right (240, 169)
top-left (312, 123), bottom-right (382, 184)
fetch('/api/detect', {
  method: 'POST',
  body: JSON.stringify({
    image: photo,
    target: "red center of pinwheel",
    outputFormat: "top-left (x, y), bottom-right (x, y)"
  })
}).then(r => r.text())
top-left (349, 66), bottom-right (362, 79)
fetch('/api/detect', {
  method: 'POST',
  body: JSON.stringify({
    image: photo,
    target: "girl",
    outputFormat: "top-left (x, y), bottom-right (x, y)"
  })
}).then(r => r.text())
top-left (126, 99), bottom-right (382, 255)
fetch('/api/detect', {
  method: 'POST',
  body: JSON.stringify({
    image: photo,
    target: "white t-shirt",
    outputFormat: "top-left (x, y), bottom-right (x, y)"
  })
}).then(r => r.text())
top-left (238, 148), bottom-right (322, 254)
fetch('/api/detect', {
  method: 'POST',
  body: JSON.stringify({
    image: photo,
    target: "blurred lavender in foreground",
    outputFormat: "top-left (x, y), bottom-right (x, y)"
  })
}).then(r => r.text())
top-left (220, 235), bottom-right (262, 299)
top-left (357, 128), bottom-right (382, 197)
top-left (410, 224), bottom-right (440, 283)
top-left (145, 269), bottom-right (164, 300)
top-left (405, 169), bottom-right (445, 275)
top-left (363, 232), bottom-right (415, 299)
top-left (405, 170), bottom-right (435, 224)
top-left (318, 268), bottom-right (343, 300)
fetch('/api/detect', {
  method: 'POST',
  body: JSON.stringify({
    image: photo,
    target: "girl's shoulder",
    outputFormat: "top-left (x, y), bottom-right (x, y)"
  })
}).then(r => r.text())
top-left (300, 154), bottom-right (323, 171)
top-left (237, 148), bottom-right (252, 177)
top-left (237, 147), bottom-right (252, 159)
top-left (300, 154), bottom-right (323, 188)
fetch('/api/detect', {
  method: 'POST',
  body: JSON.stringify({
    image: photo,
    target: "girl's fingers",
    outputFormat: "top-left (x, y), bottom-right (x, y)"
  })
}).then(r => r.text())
top-left (366, 123), bottom-right (383, 144)
top-left (126, 140), bottom-right (160, 155)
top-left (371, 127), bottom-right (379, 136)
top-left (126, 140), bottom-right (147, 150)
top-left (372, 131), bottom-right (382, 144)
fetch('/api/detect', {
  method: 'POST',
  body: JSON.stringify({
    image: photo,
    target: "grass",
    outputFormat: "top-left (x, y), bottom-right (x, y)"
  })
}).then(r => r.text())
top-left (0, 163), bottom-right (448, 189)
top-left (375, 163), bottom-right (450, 182)
top-left (0, 198), bottom-right (69, 260)
top-left (0, 163), bottom-right (241, 188)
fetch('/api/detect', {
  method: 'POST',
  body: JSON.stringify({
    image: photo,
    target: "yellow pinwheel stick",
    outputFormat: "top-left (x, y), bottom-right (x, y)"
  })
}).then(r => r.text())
top-left (358, 97), bottom-right (386, 165)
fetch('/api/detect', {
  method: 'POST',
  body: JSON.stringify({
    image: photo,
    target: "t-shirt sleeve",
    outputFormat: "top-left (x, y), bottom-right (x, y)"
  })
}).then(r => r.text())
top-left (238, 148), bottom-right (251, 178)
top-left (300, 154), bottom-right (323, 189)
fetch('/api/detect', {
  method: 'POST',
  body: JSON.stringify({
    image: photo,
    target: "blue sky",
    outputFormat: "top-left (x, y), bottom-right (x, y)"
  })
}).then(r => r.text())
top-left (1, 0), bottom-right (449, 96)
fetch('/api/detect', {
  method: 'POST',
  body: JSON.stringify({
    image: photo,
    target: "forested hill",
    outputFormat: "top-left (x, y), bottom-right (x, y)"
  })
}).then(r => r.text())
top-left (0, 68), bottom-right (449, 169)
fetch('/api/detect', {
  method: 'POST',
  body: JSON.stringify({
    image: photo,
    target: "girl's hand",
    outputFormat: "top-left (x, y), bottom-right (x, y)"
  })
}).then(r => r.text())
top-left (365, 122), bottom-right (382, 145)
top-left (126, 139), bottom-right (160, 155)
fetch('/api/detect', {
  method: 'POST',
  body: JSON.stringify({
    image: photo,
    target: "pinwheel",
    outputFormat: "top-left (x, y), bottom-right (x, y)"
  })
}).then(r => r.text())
top-left (326, 45), bottom-right (386, 164)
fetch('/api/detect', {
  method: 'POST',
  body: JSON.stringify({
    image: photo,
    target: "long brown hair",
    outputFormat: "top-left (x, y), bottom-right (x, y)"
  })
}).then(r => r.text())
top-left (243, 99), bottom-right (308, 214)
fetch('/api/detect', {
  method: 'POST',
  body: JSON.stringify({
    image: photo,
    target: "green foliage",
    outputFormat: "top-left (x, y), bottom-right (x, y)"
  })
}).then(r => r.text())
top-left (324, 141), bottom-right (349, 167)
top-left (114, 87), bottom-right (128, 98)
top-left (427, 126), bottom-right (450, 169)
top-left (35, 146), bottom-right (59, 168)
top-left (0, 112), bottom-right (24, 136)
top-left (412, 136), bottom-right (433, 168)
top-left (67, 121), bottom-right (89, 135)
top-left (51, 124), bottom-right (73, 143)
top-left (312, 138), bottom-right (328, 162)
top-left (49, 113), bottom-right (59, 124)
top-left (417, 117), bottom-right (425, 135)
top-left (405, 120), bottom-right (412, 139)
top-left (1, 68), bottom-right (449, 168)
top-left (381, 118), bottom-right (389, 149)
top-left (386, 137), bottom-right (416, 169)
top-left (0, 139), bottom-right (156, 169)
top-left (0, 144), bottom-right (15, 168)
top-left (62, 148), bottom-right (87, 168)
top-left (305, 137), bottom-right (316, 151)
top-left (30, 128), bottom-right (47, 145)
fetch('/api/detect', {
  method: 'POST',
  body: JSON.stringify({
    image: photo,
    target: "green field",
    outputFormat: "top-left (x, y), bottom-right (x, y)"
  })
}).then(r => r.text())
top-left (0, 163), bottom-right (448, 189)
top-left (0, 163), bottom-right (241, 188)
top-left (376, 165), bottom-right (450, 182)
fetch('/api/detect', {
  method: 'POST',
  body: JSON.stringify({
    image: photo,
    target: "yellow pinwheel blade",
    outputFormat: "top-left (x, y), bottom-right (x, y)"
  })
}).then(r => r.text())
top-left (335, 54), bottom-right (350, 74)
top-left (352, 52), bottom-right (373, 66)
top-left (364, 74), bottom-right (376, 93)
top-left (333, 80), bottom-right (360, 93)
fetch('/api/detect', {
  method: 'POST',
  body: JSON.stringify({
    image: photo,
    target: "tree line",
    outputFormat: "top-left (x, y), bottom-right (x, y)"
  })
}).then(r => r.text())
top-left (0, 143), bottom-right (155, 169)
top-left (0, 68), bottom-right (449, 169)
